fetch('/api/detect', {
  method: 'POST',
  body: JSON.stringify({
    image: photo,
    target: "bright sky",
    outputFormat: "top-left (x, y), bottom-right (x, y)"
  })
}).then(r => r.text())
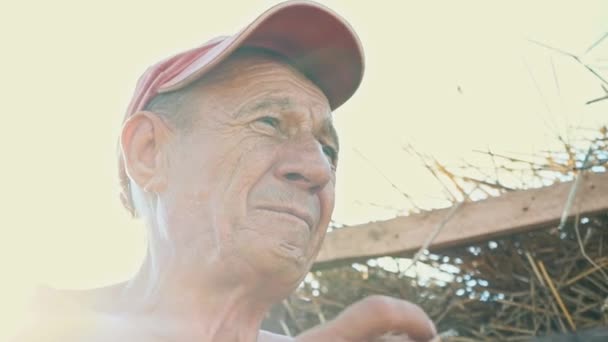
top-left (1, 0), bottom-right (607, 338)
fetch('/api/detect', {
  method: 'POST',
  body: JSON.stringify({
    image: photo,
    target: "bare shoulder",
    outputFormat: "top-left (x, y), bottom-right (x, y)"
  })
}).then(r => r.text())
top-left (13, 311), bottom-right (164, 342)
top-left (11, 311), bottom-right (100, 341)
top-left (11, 286), bottom-right (156, 342)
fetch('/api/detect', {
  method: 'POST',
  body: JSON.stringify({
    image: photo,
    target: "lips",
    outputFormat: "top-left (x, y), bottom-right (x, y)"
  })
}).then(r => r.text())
top-left (257, 205), bottom-right (314, 230)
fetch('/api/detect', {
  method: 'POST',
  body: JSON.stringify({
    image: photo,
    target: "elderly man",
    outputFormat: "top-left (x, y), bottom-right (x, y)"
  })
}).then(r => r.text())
top-left (18, 1), bottom-right (437, 341)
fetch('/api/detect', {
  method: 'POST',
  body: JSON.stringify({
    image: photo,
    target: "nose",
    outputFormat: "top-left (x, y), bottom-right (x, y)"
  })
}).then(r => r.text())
top-left (274, 135), bottom-right (333, 194)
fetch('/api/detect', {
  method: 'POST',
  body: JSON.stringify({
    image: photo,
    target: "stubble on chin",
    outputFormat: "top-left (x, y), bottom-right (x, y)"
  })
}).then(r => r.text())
top-left (230, 223), bottom-right (312, 287)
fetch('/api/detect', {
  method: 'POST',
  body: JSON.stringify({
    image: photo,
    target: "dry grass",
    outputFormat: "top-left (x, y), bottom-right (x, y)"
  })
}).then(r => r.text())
top-left (262, 128), bottom-right (608, 340)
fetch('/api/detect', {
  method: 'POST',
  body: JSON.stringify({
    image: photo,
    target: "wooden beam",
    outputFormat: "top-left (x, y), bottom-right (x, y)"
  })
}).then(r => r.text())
top-left (314, 172), bottom-right (608, 268)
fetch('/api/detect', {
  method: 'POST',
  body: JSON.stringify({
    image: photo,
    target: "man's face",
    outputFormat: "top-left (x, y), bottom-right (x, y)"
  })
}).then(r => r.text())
top-left (158, 53), bottom-right (337, 288)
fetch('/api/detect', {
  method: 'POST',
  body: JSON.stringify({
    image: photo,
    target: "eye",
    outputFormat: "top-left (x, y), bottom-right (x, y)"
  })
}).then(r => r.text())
top-left (257, 116), bottom-right (280, 128)
top-left (322, 144), bottom-right (338, 163)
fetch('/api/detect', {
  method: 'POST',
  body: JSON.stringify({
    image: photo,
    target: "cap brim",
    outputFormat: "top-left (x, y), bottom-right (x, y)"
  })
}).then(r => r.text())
top-left (159, 0), bottom-right (364, 110)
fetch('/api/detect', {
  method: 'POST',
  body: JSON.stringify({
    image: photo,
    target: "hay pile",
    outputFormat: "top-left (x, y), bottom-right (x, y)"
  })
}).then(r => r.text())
top-left (263, 131), bottom-right (608, 340)
top-left (269, 211), bottom-right (607, 341)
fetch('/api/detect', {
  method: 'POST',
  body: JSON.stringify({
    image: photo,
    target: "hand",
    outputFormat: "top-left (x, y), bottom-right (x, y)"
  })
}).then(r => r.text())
top-left (295, 295), bottom-right (438, 342)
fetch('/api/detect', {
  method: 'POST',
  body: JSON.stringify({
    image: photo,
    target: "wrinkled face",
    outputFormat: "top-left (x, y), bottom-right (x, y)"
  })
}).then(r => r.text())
top-left (159, 53), bottom-right (337, 287)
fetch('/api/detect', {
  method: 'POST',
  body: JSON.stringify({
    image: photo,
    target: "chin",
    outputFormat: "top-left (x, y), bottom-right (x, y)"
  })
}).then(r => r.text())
top-left (272, 241), bottom-right (310, 269)
top-left (232, 226), bottom-right (314, 286)
top-left (252, 241), bottom-right (313, 289)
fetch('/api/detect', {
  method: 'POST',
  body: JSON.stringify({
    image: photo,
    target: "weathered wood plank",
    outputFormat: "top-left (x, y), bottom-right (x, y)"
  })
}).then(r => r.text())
top-left (315, 172), bottom-right (608, 268)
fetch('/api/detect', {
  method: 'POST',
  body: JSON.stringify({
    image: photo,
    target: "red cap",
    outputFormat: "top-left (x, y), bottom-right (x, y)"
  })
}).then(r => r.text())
top-left (119, 0), bottom-right (365, 215)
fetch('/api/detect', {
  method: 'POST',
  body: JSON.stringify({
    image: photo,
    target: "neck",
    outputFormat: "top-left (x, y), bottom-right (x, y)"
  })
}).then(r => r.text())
top-left (117, 242), bottom-right (272, 342)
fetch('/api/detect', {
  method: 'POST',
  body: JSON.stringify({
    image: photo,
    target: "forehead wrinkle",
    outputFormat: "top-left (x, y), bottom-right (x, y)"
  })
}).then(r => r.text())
top-left (198, 54), bottom-right (334, 142)
top-left (258, 74), bottom-right (327, 106)
top-left (231, 62), bottom-right (327, 102)
top-left (235, 96), bottom-right (293, 118)
top-left (234, 77), bottom-right (327, 111)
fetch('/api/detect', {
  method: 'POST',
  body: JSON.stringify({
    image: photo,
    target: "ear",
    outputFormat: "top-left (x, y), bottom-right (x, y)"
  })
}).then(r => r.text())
top-left (120, 111), bottom-right (173, 193)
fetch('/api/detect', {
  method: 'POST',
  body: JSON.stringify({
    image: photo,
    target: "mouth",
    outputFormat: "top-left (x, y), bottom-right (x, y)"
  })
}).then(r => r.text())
top-left (257, 205), bottom-right (314, 230)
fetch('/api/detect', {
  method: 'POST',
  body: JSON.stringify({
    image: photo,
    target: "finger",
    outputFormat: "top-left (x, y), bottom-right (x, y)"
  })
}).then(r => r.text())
top-left (328, 295), bottom-right (437, 342)
top-left (374, 332), bottom-right (417, 342)
top-left (375, 333), bottom-right (442, 342)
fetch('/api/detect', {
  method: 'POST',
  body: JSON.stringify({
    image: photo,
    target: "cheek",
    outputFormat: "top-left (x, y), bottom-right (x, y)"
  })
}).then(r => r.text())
top-left (167, 133), bottom-right (277, 221)
top-left (168, 133), bottom-right (242, 194)
top-left (319, 180), bottom-right (336, 221)
top-left (222, 137), bottom-right (281, 198)
top-left (161, 141), bottom-right (224, 230)
top-left (309, 181), bottom-right (335, 246)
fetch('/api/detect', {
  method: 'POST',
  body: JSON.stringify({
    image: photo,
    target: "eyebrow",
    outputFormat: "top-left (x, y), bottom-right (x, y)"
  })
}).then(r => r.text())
top-left (235, 97), bottom-right (293, 118)
top-left (236, 97), bottom-right (339, 149)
